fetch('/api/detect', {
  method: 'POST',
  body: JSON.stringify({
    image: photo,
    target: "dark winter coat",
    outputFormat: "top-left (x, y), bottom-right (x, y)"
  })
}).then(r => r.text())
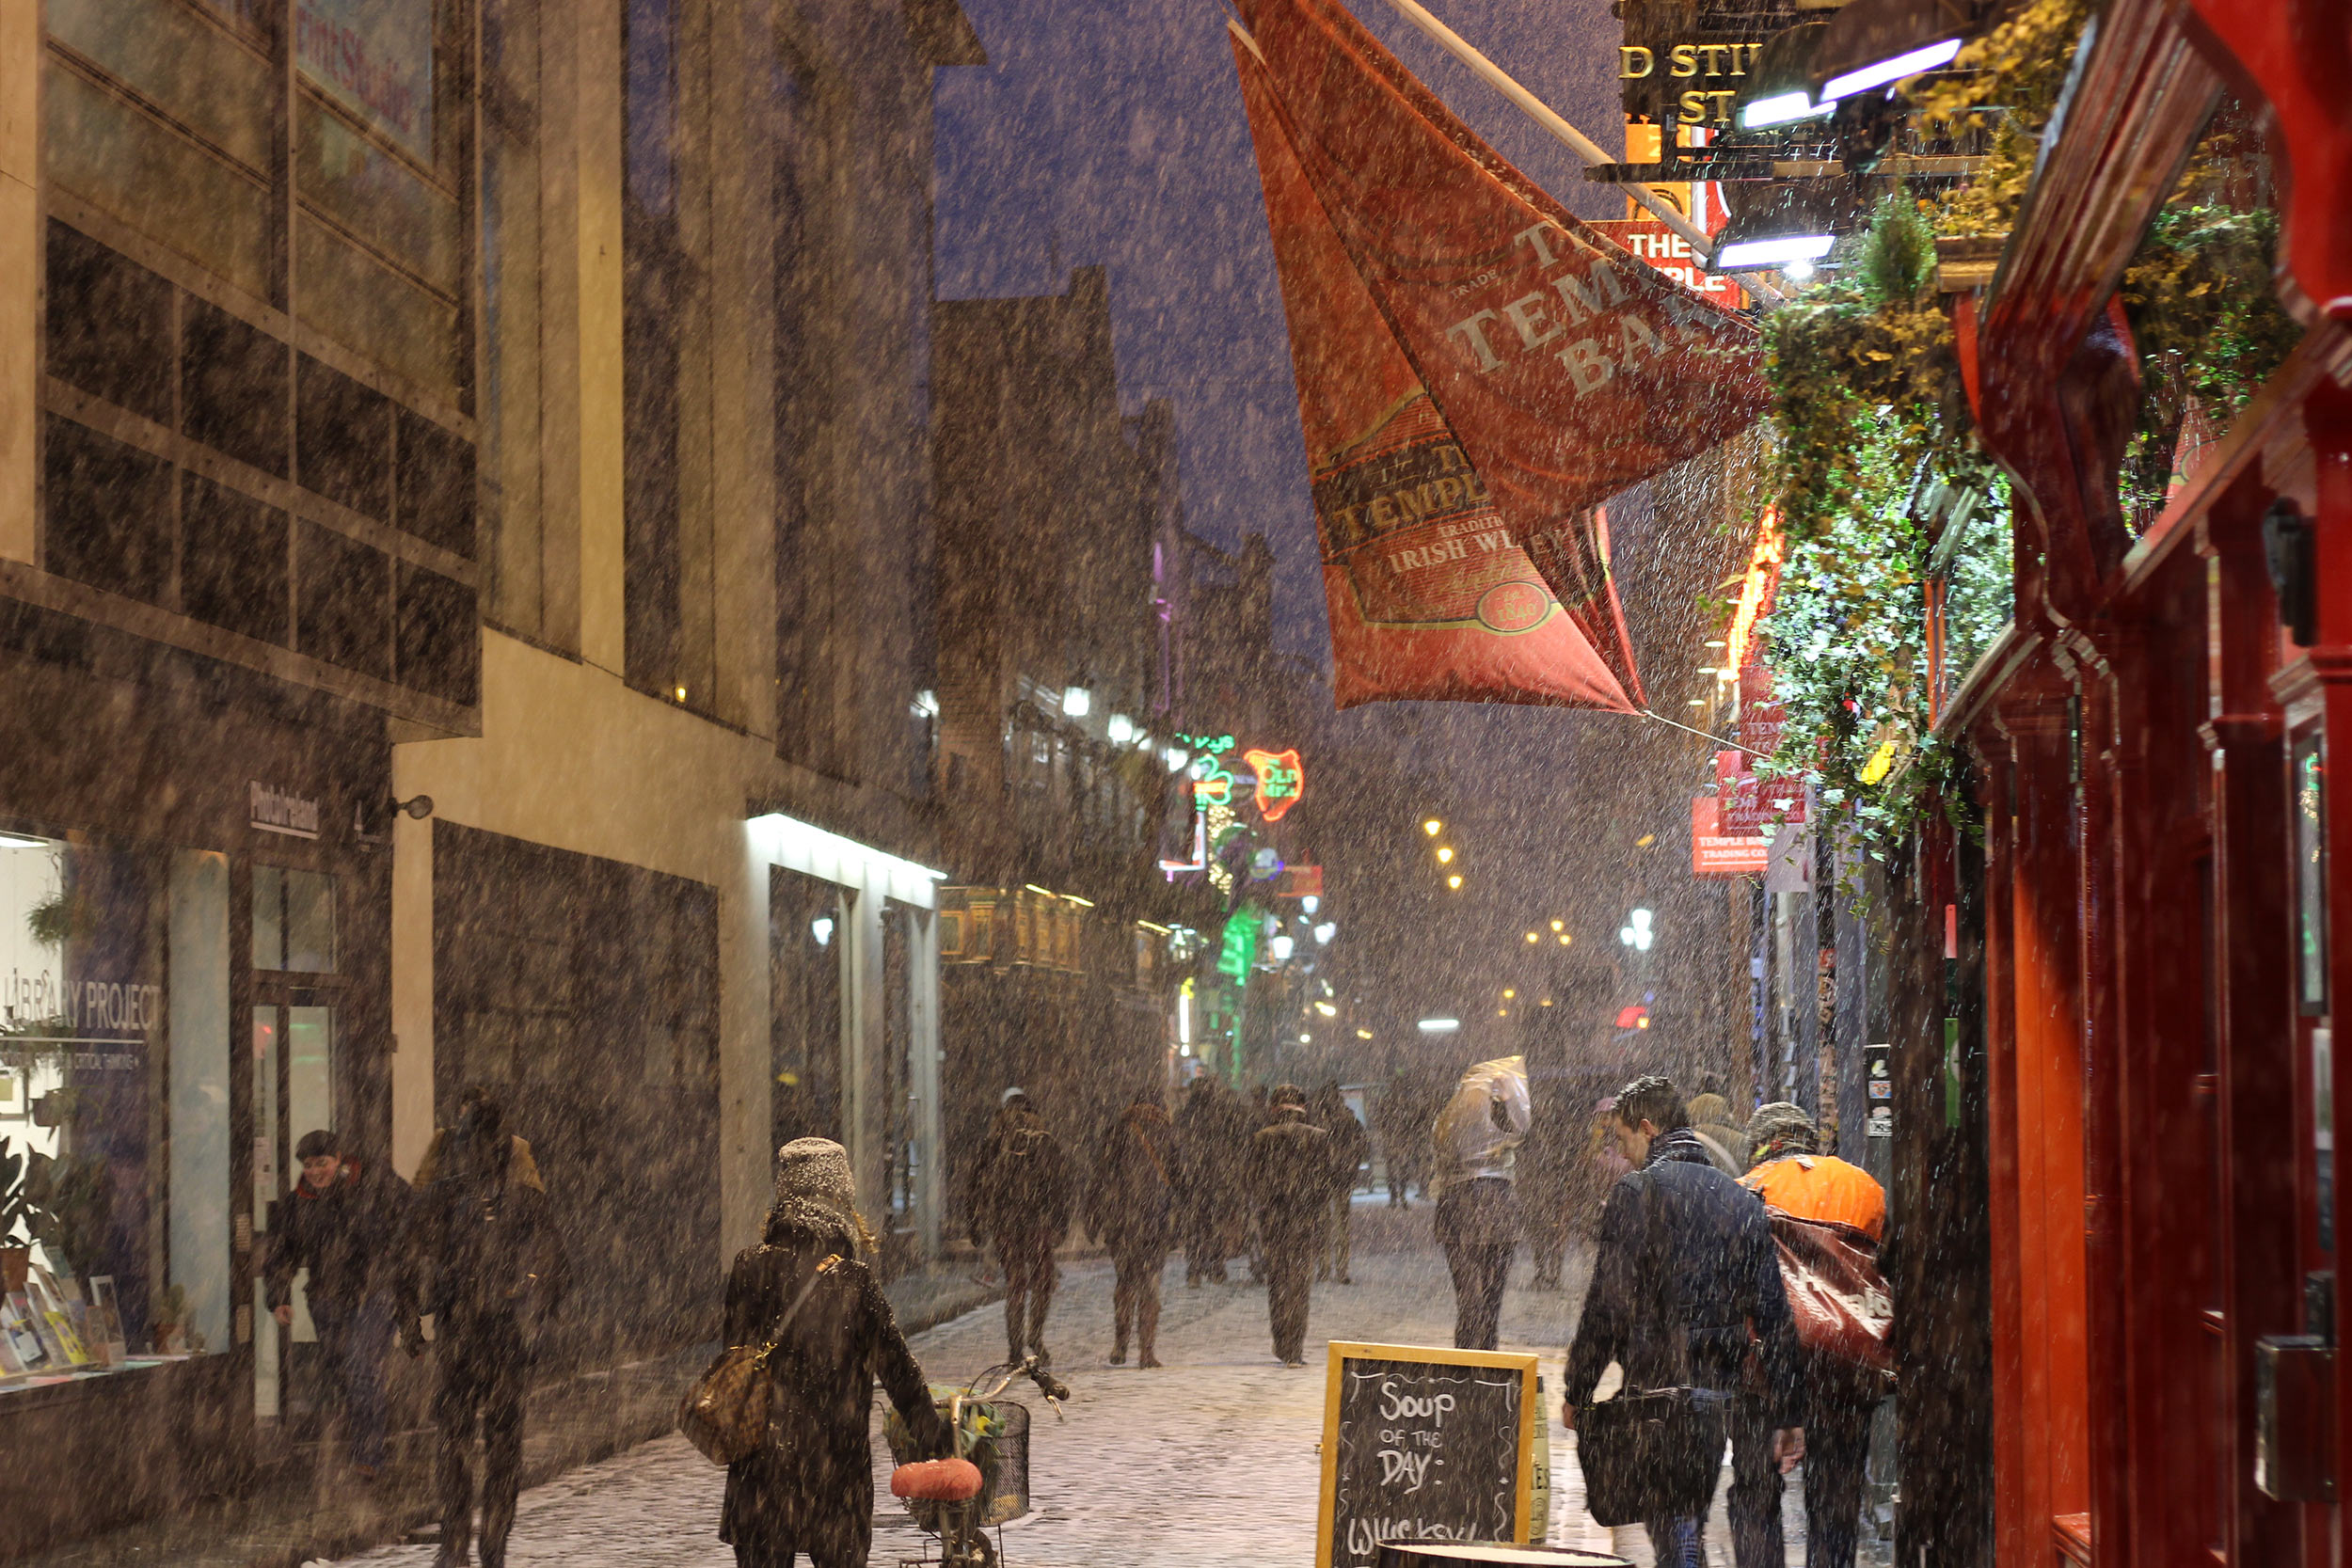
top-left (1565, 1129), bottom-right (1802, 1421)
top-left (1320, 1097), bottom-right (1371, 1197)
top-left (1248, 1110), bottom-right (1337, 1245)
top-left (1174, 1080), bottom-right (1250, 1211)
top-left (1088, 1102), bottom-right (1174, 1256)
top-left (720, 1209), bottom-right (949, 1561)
top-left (263, 1156), bottom-right (417, 1314)
top-left (967, 1105), bottom-right (1073, 1248)
top-left (407, 1131), bottom-right (570, 1339)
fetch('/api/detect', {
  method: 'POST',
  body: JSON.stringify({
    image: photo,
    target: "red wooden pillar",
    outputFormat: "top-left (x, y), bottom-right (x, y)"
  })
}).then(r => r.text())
top-left (1978, 723), bottom-right (2029, 1565)
top-left (2306, 382), bottom-right (2352, 1568)
top-left (1994, 682), bottom-right (2094, 1564)
top-left (2202, 468), bottom-right (2301, 1568)
top-left (2072, 643), bottom-right (2134, 1568)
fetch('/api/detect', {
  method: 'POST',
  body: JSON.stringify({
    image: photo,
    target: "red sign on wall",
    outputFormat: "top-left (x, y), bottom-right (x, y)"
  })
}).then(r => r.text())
top-left (1692, 796), bottom-right (1768, 877)
top-left (1586, 220), bottom-right (1748, 310)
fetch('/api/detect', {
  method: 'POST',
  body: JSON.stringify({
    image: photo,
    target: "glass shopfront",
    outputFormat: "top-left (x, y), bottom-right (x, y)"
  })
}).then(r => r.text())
top-left (0, 832), bottom-right (220, 1376)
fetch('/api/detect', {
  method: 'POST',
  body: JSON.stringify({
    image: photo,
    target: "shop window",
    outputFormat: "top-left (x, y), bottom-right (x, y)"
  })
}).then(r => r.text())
top-left (42, 415), bottom-right (172, 606)
top-left (45, 220), bottom-right (171, 426)
top-left (396, 406), bottom-right (475, 558)
top-left (395, 562), bottom-right (481, 705)
top-left (295, 354), bottom-right (394, 522)
top-left (182, 297), bottom-right (290, 478)
top-left (167, 850), bottom-right (233, 1353)
top-left (296, 523), bottom-right (392, 681)
top-left (182, 475), bottom-right (290, 646)
top-left (252, 864), bottom-right (337, 974)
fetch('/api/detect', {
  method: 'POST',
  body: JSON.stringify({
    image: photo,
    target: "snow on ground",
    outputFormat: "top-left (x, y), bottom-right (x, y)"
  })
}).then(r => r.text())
top-left (329, 1212), bottom-right (1833, 1568)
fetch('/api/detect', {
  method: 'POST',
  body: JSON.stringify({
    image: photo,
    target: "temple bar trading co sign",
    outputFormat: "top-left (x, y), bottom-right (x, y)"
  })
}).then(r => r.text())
top-left (1318, 1342), bottom-right (1545, 1567)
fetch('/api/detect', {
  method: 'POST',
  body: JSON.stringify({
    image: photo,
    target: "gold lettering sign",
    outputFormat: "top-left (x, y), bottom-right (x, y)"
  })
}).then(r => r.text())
top-left (1620, 40), bottom-right (1765, 121)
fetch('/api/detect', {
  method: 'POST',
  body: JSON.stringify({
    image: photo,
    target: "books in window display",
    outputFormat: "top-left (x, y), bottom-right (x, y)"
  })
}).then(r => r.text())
top-left (24, 1273), bottom-right (90, 1367)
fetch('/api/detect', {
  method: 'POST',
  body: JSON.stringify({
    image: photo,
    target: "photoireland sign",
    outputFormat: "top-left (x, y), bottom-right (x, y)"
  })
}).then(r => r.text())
top-left (1317, 1342), bottom-right (1543, 1567)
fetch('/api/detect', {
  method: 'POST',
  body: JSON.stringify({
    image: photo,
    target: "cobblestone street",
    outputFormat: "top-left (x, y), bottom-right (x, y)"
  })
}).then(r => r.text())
top-left (326, 1205), bottom-right (1857, 1568)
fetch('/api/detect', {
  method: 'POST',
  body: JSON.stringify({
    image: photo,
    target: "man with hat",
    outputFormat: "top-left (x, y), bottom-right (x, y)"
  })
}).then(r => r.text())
top-left (1730, 1103), bottom-right (1887, 1568)
top-left (262, 1128), bottom-right (417, 1481)
top-left (1247, 1085), bottom-right (1335, 1366)
top-left (966, 1087), bottom-right (1073, 1365)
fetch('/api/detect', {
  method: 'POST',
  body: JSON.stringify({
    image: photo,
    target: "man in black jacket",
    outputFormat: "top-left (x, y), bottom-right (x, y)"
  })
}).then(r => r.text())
top-left (1248, 1085), bottom-right (1335, 1366)
top-left (410, 1089), bottom-right (570, 1568)
top-left (1564, 1076), bottom-right (1802, 1568)
top-left (966, 1088), bottom-right (1073, 1365)
top-left (263, 1129), bottom-right (417, 1480)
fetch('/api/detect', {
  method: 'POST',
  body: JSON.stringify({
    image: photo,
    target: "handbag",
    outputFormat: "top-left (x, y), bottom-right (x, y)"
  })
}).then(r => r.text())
top-left (677, 1252), bottom-right (841, 1465)
top-left (1572, 1171), bottom-right (1727, 1527)
top-left (1766, 1209), bottom-right (1895, 1400)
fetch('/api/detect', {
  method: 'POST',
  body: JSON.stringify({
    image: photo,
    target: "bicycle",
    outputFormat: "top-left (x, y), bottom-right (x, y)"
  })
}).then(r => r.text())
top-left (886, 1354), bottom-right (1069, 1568)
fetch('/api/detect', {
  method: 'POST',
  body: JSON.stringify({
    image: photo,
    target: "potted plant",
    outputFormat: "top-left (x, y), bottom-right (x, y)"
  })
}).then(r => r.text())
top-left (23, 1148), bottom-right (111, 1287)
top-left (0, 1137), bottom-right (27, 1293)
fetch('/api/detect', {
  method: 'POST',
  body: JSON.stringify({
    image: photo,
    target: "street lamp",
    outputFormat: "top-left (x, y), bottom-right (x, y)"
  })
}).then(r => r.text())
top-left (1313, 922), bottom-right (1336, 944)
top-left (1525, 931), bottom-right (1539, 943)
top-left (1619, 909), bottom-right (1655, 952)
top-left (1418, 1018), bottom-right (1461, 1034)
top-left (1271, 933), bottom-right (1295, 962)
top-left (1437, 847), bottom-right (1454, 863)
top-left (1061, 684), bottom-right (1092, 717)
top-left (1446, 875), bottom-right (1463, 891)
top-left (1423, 818), bottom-right (1443, 836)
top-left (1107, 713), bottom-right (1134, 743)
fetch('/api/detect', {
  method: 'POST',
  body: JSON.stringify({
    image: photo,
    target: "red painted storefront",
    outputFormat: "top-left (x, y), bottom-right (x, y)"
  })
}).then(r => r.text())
top-left (1921, 1), bottom-right (2352, 1563)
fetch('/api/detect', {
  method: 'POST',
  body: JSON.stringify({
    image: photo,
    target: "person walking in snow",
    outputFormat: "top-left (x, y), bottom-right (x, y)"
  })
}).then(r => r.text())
top-left (1564, 1075), bottom-right (1802, 1568)
top-left (1432, 1055), bottom-right (1531, 1351)
top-left (1248, 1084), bottom-right (1336, 1366)
top-left (1087, 1091), bottom-right (1175, 1367)
top-left (719, 1138), bottom-right (949, 1568)
top-left (409, 1088), bottom-right (569, 1568)
top-left (965, 1088), bottom-right (1073, 1364)
top-left (1729, 1102), bottom-right (1889, 1568)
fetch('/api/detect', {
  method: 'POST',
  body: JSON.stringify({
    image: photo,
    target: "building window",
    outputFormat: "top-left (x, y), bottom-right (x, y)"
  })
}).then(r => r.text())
top-left (252, 865), bottom-right (337, 974)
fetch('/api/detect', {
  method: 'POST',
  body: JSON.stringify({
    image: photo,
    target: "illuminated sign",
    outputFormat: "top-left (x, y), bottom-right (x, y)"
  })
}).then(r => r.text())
top-left (1692, 795), bottom-right (1768, 877)
top-left (1618, 40), bottom-right (1769, 124)
top-left (1724, 510), bottom-right (1783, 678)
top-left (1243, 747), bottom-right (1305, 821)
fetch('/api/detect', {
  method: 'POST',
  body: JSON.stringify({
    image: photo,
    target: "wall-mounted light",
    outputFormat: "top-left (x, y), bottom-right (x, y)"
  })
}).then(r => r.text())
top-left (391, 795), bottom-right (435, 820)
top-left (1418, 1018), bottom-right (1460, 1034)
top-left (1061, 685), bottom-right (1092, 718)
top-left (811, 916), bottom-right (835, 947)
top-left (1301, 895), bottom-right (1320, 915)
top-left (1107, 714), bottom-right (1135, 743)
top-left (1313, 922), bottom-right (1336, 945)
top-left (1270, 933), bottom-right (1295, 962)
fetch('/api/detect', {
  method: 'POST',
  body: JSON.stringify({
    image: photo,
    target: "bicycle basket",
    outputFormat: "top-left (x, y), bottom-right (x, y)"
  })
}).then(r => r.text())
top-left (886, 1395), bottom-right (1031, 1527)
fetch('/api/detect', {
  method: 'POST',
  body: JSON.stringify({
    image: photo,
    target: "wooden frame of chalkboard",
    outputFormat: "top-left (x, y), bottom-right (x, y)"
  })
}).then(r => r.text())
top-left (1316, 1341), bottom-right (1541, 1568)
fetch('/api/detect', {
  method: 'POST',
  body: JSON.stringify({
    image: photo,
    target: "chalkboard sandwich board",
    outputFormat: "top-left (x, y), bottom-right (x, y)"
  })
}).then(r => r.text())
top-left (1375, 1544), bottom-right (1629, 1567)
top-left (1317, 1342), bottom-right (1542, 1568)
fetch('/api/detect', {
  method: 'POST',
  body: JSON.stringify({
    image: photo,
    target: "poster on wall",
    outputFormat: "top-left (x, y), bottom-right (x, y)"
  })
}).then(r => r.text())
top-left (296, 0), bottom-right (436, 163)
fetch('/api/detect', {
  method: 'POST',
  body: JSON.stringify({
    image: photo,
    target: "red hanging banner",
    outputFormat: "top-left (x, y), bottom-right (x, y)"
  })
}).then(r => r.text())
top-left (1234, 0), bottom-right (1772, 705)
top-left (1232, 33), bottom-right (1637, 712)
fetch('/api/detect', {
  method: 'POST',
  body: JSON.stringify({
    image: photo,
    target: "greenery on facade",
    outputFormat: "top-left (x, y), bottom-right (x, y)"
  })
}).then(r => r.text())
top-left (1748, 0), bottom-right (2298, 848)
